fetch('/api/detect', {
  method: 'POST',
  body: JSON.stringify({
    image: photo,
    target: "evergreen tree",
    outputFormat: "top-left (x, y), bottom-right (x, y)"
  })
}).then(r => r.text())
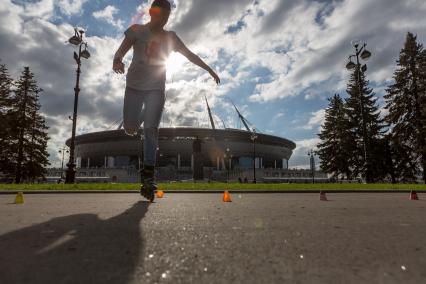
top-left (345, 62), bottom-right (385, 182)
top-left (369, 134), bottom-right (397, 183)
top-left (9, 67), bottom-right (50, 183)
top-left (384, 32), bottom-right (426, 183)
top-left (317, 94), bottom-right (354, 180)
top-left (0, 62), bottom-right (14, 179)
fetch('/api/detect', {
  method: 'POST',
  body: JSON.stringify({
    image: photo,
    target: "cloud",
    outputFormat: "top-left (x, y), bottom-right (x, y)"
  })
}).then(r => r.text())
top-left (2, 0), bottom-right (426, 168)
top-left (289, 138), bottom-right (320, 169)
top-left (22, 0), bottom-right (55, 19)
top-left (56, 0), bottom-right (88, 16)
top-left (302, 109), bottom-right (325, 131)
top-left (0, 0), bottom-right (124, 166)
top-left (93, 5), bottom-right (124, 29)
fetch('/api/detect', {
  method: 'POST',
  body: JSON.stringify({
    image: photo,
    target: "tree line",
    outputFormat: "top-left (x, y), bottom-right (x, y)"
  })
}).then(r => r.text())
top-left (0, 62), bottom-right (50, 183)
top-left (317, 32), bottom-right (426, 183)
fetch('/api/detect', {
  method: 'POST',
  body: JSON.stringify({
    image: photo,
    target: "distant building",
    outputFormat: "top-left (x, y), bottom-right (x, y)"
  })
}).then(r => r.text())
top-left (46, 166), bottom-right (329, 184)
top-left (62, 99), bottom-right (299, 183)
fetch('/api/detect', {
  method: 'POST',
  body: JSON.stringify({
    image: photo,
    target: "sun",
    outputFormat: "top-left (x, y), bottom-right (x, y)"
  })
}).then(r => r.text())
top-left (166, 52), bottom-right (186, 77)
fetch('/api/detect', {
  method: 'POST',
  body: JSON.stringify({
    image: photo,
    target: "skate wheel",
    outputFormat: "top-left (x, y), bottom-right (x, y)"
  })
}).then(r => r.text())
top-left (148, 191), bottom-right (155, 203)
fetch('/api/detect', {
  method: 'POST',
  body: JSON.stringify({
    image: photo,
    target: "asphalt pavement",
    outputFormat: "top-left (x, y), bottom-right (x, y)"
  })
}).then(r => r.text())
top-left (1, 192), bottom-right (425, 284)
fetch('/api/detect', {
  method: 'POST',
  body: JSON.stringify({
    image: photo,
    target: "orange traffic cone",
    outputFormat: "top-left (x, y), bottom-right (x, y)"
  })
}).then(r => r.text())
top-left (223, 191), bottom-right (232, 202)
top-left (319, 191), bottom-right (328, 201)
top-left (156, 190), bottom-right (164, 198)
top-left (409, 190), bottom-right (419, 200)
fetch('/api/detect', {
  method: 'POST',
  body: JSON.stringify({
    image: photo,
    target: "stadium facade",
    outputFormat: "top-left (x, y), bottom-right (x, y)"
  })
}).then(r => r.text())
top-left (65, 99), bottom-right (297, 182)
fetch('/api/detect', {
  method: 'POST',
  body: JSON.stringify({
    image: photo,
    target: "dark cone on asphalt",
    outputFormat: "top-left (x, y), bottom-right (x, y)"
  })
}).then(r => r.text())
top-left (409, 190), bottom-right (419, 200)
top-left (319, 191), bottom-right (328, 201)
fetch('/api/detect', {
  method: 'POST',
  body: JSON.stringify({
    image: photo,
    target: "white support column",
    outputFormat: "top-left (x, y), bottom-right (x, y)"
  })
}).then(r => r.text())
top-left (274, 160), bottom-right (277, 169)
top-left (177, 154), bottom-right (181, 170)
top-left (108, 156), bottom-right (115, 168)
top-left (191, 154), bottom-right (194, 170)
top-left (282, 158), bottom-right (288, 169)
top-left (260, 157), bottom-right (263, 169)
top-left (216, 156), bottom-right (220, 170)
top-left (87, 157), bottom-right (90, 169)
top-left (104, 156), bottom-right (107, 168)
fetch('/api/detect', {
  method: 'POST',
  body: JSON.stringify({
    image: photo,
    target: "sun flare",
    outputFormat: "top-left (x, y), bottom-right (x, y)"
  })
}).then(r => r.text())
top-left (166, 52), bottom-right (186, 77)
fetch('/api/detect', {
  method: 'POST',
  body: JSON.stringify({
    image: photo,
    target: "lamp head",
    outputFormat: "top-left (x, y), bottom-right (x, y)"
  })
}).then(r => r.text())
top-left (69, 35), bottom-right (81, 46)
top-left (69, 28), bottom-right (82, 45)
top-left (360, 49), bottom-right (372, 60)
top-left (81, 49), bottom-right (90, 59)
top-left (346, 60), bottom-right (356, 70)
top-left (80, 44), bottom-right (90, 59)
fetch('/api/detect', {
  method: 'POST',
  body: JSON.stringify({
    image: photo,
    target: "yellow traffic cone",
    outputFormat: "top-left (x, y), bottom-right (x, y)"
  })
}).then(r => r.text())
top-left (15, 192), bottom-right (24, 204)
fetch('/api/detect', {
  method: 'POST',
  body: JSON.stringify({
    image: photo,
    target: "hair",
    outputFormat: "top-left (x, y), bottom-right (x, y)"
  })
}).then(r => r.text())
top-left (151, 0), bottom-right (171, 11)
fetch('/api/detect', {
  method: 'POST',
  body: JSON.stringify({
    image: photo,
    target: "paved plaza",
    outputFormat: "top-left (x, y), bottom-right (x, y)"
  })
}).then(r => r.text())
top-left (1, 192), bottom-right (425, 283)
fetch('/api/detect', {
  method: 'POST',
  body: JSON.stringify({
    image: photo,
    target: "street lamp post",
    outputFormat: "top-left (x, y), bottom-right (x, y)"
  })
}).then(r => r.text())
top-left (65, 28), bottom-right (90, 184)
top-left (346, 40), bottom-right (372, 183)
top-left (225, 148), bottom-right (230, 183)
top-left (58, 147), bottom-right (69, 179)
top-left (230, 154), bottom-right (233, 181)
top-left (251, 129), bottom-right (258, 184)
top-left (308, 149), bottom-right (315, 184)
top-left (156, 146), bottom-right (161, 169)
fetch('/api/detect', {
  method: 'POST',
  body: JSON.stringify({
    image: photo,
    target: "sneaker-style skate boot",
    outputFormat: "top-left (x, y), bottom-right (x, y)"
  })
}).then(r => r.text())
top-left (140, 166), bottom-right (156, 202)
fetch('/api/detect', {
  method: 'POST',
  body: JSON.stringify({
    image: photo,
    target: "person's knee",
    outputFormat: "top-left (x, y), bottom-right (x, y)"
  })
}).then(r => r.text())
top-left (144, 126), bottom-right (159, 133)
top-left (124, 124), bottom-right (138, 136)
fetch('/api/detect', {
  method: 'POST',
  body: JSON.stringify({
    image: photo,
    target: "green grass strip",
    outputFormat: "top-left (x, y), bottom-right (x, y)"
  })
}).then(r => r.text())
top-left (0, 182), bottom-right (425, 191)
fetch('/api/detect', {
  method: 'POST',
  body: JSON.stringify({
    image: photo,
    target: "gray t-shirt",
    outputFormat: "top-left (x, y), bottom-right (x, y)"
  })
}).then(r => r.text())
top-left (125, 24), bottom-right (178, 91)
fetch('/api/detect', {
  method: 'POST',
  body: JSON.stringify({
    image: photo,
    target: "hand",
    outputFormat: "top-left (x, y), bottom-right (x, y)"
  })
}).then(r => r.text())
top-left (209, 70), bottom-right (220, 85)
top-left (113, 59), bottom-right (125, 74)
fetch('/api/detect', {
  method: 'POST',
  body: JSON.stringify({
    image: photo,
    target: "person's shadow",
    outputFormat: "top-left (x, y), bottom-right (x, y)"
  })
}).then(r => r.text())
top-left (0, 201), bottom-right (149, 284)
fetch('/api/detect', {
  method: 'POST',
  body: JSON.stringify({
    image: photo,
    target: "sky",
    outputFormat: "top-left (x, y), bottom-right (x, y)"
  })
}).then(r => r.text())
top-left (1, 0), bottom-right (426, 169)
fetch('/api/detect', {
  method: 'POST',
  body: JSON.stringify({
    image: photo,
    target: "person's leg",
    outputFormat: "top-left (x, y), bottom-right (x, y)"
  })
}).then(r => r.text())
top-left (123, 87), bottom-right (144, 136)
top-left (142, 90), bottom-right (166, 168)
top-left (139, 90), bottom-right (165, 201)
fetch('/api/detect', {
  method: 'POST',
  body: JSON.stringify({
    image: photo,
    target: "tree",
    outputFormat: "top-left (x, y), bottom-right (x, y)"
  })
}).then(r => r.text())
top-left (345, 62), bottom-right (385, 182)
top-left (0, 61), bottom-right (14, 179)
top-left (384, 32), bottom-right (426, 183)
top-left (9, 67), bottom-right (50, 183)
top-left (317, 94), bottom-right (354, 180)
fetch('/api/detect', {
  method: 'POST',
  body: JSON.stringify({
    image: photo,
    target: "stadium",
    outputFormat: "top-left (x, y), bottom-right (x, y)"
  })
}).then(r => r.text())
top-left (64, 99), bottom-right (298, 182)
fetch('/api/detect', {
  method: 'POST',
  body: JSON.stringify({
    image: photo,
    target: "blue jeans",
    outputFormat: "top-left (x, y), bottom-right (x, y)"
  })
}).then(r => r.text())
top-left (123, 87), bottom-right (165, 167)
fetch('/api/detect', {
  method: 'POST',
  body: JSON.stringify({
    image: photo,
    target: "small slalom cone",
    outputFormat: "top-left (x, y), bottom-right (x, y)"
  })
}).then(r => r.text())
top-left (14, 192), bottom-right (24, 204)
top-left (223, 191), bottom-right (232, 202)
top-left (319, 191), bottom-right (328, 201)
top-left (409, 190), bottom-right (419, 200)
top-left (156, 190), bottom-right (164, 198)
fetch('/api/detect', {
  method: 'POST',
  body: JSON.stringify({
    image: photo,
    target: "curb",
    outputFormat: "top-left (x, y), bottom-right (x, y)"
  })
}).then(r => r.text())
top-left (0, 190), bottom-right (425, 195)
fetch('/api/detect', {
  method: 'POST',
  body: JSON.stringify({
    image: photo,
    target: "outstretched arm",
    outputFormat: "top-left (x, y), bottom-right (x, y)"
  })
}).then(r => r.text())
top-left (112, 36), bottom-right (134, 74)
top-left (172, 33), bottom-right (220, 85)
